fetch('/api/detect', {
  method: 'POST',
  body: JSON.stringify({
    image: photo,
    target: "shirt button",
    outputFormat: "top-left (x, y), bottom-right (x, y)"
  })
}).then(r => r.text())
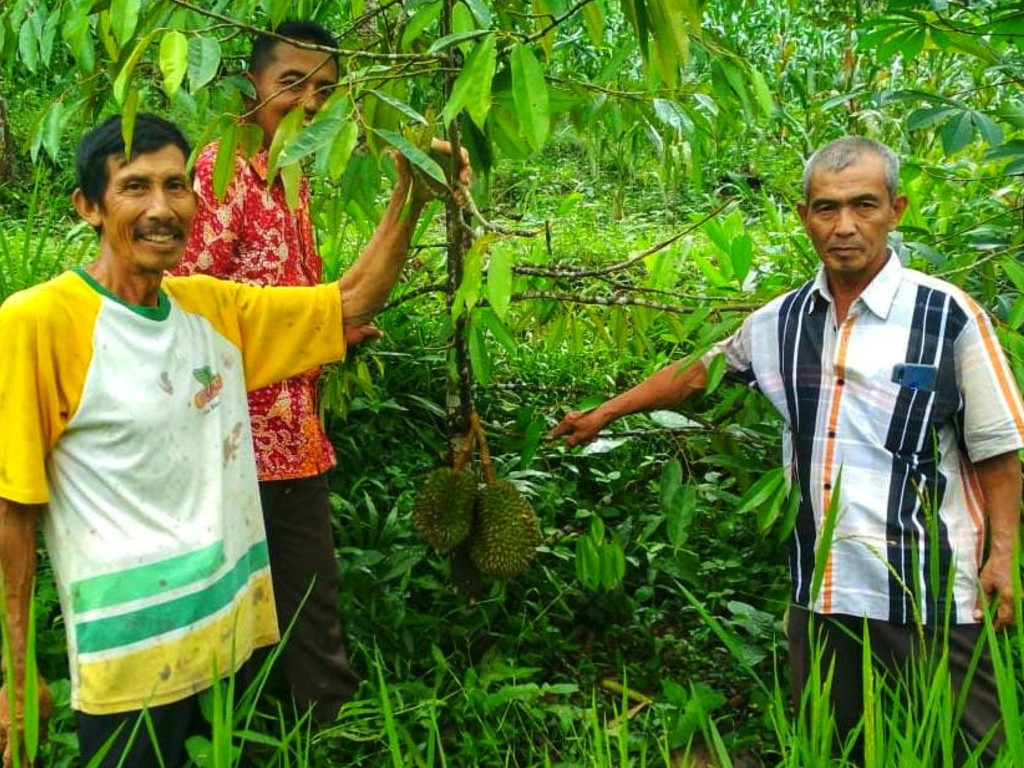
top-left (824, 482), bottom-right (832, 491)
top-left (837, 378), bottom-right (845, 386)
top-left (827, 430), bottom-right (836, 438)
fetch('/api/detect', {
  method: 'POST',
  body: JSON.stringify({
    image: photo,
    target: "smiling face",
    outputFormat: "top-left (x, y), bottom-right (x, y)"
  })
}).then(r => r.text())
top-left (247, 41), bottom-right (339, 147)
top-left (74, 145), bottom-right (196, 277)
top-left (797, 152), bottom-right (907, 290)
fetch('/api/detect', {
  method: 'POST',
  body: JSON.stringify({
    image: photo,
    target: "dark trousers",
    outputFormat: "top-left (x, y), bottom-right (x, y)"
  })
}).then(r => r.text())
top-left (76, 695), bottom-right (203, 768)
top-left (257, 474), bottom-right (360, 723)
top-left (788, 605), bottom-right (1003, 766)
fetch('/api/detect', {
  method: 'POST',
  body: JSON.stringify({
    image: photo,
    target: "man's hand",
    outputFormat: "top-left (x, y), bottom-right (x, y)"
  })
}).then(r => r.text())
top-left (976, 552), bottom-right (1017, 630)
top-left (549, 409), bottom-right (610, 447)
top-left (344, 323), bottom-right (383, 349)
top-left (0, 678), bottom-right (53, 768)
top-left (401, 138), bottom-right (472, 209)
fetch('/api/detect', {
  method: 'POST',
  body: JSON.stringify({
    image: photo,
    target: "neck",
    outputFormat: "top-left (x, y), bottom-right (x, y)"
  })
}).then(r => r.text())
top-left (85, 255), bottom-right (164, 307)
top-left (825, 253), bottom-right (889, 324)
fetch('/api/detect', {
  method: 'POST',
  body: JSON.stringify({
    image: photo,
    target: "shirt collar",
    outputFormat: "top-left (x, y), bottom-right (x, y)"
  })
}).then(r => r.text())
top-left (810, 250), bottom-right (901, 320)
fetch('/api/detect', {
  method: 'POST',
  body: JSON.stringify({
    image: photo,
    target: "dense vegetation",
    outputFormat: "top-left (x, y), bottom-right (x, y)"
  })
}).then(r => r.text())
top-left (1, 0), bottom-right (1023, 765)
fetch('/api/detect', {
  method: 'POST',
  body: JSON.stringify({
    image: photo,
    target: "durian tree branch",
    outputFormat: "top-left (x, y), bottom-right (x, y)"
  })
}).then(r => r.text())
top-left (512, 291), bottom-right (760, 315)
top-left (511, 201), bottom-right (734, 279)
top-left (471, 412), bottom-right (497, 486)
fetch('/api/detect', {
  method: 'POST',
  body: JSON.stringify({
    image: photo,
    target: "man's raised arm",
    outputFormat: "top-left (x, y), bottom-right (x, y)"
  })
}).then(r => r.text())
top-left (339, 139), bottom-right (471, 332)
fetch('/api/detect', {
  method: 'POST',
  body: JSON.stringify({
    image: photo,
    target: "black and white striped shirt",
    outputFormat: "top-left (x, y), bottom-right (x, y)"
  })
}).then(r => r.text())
top-left (712, 253), bottom-right (1024, 625)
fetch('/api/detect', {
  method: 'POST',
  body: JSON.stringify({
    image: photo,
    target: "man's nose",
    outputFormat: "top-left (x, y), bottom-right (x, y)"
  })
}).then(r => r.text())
top-left (301, 84), bottom-right (323, 115)
top-left (147, 188), bottom-right (174, 218)
top-left (834, 205), bottom-right (857, 235)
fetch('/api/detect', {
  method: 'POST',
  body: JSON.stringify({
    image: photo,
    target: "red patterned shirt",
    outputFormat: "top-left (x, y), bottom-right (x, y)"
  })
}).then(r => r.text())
top-left (174, 141), bottom-right (337, 481)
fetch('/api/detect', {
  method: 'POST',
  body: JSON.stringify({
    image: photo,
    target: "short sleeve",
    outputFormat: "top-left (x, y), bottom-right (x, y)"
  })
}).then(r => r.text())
top-left (955, 298), bottom-right (1024, 462)
top-left (0, 282), bottom-right (94, 503)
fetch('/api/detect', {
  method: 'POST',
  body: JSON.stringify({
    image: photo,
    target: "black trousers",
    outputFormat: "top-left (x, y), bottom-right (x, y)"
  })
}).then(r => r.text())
top-left (256, 474), bottom-right (360, 723)
top-left (76, 695), bottom-right (203, 768)
top-left (788, 605), bottom-right (1004, 766)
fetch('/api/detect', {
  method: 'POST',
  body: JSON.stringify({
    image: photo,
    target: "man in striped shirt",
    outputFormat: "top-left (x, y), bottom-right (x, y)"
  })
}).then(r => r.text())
top-left (553, 136), bottom-right (1024, 763)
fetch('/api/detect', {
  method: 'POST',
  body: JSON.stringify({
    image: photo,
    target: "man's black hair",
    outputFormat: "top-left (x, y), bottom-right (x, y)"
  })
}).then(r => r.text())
top-left (75, 113), bottom-right (191, 207)
top-left (249, 20), bottom-right (338, 74)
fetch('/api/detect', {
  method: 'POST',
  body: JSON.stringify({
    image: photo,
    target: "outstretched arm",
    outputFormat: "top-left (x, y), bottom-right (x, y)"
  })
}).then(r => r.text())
top-left (0, 498), bottom-right (51, 768)
top-left (339, 139), bottom-right (470, 331)
top-left (975, 450), bottom-right (1023, 630)
top-left (551, 359), bottom-right (709, 446)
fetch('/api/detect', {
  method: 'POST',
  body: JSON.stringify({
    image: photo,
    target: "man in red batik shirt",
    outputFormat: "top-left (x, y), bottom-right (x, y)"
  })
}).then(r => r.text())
top-left (175, 20), bottom-right (468, 723)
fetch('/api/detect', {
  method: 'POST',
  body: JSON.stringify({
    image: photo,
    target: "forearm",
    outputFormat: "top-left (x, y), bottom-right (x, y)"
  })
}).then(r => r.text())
top-left (0, 500), bottom-right (41, 686)
top-left (598, 359), bottom-right (708, 421)
top-left (976, 450), bottom-right (1023, 560)
top-left (338, 174), bottom-right (424, 326)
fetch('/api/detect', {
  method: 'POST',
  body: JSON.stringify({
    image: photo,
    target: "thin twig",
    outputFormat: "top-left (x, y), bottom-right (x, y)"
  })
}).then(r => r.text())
top-left (512, 201), bottom-right (735, 279)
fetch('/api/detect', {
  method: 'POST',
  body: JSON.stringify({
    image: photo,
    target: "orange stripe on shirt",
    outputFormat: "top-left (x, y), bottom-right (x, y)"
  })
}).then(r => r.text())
top-left (820, 316), bottom-right (858, 613)
top-left (964, 296), bottom-right (1024, 437)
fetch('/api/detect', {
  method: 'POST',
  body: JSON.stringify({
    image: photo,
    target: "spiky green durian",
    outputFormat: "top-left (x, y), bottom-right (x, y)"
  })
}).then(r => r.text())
top-left (470, 480), bottom-right (542, 578)
top-left (412, 468), bottom-right (477, 553)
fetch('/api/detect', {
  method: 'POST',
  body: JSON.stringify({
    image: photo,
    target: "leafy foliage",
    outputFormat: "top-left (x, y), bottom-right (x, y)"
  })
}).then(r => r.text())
top-left (1, 0), bottom-right (1023, 765)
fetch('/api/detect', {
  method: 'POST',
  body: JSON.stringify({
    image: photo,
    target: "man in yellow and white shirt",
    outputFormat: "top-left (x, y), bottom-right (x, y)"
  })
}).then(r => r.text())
top-left (0, 112), bottom-right (449, 768)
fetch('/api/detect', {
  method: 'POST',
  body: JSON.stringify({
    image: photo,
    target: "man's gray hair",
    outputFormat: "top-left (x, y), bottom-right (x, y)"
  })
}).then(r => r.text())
top-left (803, 137), bottom-right (900, 200)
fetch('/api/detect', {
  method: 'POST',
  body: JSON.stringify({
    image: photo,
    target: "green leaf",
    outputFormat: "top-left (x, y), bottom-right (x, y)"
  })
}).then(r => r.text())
top-left (599, 539), bottom-right (626, 589)
top-left (666, 482), bottom-right (697, 548)
top-left (468, 313), bottom-right (493, 385)
top-left (427, 30), bottom-right (487, 54)
top-left (112, 30), bottom-right (156, 104)
top-left (281, 160), bottom-right (301, 211)
top-left (704, 352), bottom-right (727, 394)
top-left (401, 1), bottom-right (442, 50)
top-left (462, 0), bottom-right (494, 27)
top-left (188, 36), bottom-right (222, 92)
top-left (730, 233), bottom-right (752, 284)
top-left (18, 17), bottom-right (39, 73)
top-left (159, 30), bottom-right (188, 97)
top-left (212, 122), bottom-right (239, 201)
top-left (62, 10), bottom-right (95, 71)
top-left (266, 107), bottom-right (304, 183)
top-left (110, 0), bottom-right (140, 48)
top-left (441, 34), bottom-right (497, 129)
top-left (581, 0), bottom-right (604, 47)
top-left (511, 44), bottom-right (550, 151)
top-left (452, 239), bottom-right (485, 321)
top-left (40, 101), bottom-right (64, 162)
top-left (940, 110), bottom-right (973, 155)
top-left (324, 120), bottom-right (360, 180)
top-left (906, 105), bottom-right (958, 132)
top-left (279, 119), bottom-right (342, 167)
top-left (477, 307), bottom-right (516, 354)
top-left (1002, 258), bottom-right (1024, 295)
top-left (366, 89), bottom-right (428, 125)
top-left (733, 467), bottom-right (785, 519)
top-left (576, 534), bottom-right (601, 591)
top-left (369, 128), bottom-right (446, 185)
top-left (486, 244), bottom-right (513, 319)
top-left (659, 458), bottom-right (683, 513)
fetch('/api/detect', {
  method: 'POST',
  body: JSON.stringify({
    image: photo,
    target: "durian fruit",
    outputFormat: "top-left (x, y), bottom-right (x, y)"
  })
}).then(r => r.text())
top-left (470, 480), bottom-right (542, 578)
top-left (412, 468), bottom-right (477, 553)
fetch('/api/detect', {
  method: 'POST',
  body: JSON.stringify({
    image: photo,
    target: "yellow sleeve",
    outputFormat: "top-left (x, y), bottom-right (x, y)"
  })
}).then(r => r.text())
top-left (163, 275), bottom-right (346, 391)
top-left (0, 277), bottom-right (98, 504)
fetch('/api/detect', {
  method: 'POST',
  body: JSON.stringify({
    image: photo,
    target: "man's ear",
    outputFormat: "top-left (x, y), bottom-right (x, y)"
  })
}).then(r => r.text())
top-left (890, 194), bottom-right (909, 227)
top-left (72, 189), bottom-right (103, 228)
top-left (796, 200), bottom-right (809, 227)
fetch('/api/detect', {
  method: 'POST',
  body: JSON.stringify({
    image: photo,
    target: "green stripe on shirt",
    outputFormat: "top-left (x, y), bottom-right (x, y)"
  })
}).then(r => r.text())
top-left (71, 541), bottom-right (227, 613)
top-left (74, 542), bottom-right (270, 655)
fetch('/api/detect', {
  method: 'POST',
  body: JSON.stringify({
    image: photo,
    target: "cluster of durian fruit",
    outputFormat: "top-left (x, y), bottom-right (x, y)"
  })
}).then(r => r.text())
top-left (412, 415), bottom-right (541, 578)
